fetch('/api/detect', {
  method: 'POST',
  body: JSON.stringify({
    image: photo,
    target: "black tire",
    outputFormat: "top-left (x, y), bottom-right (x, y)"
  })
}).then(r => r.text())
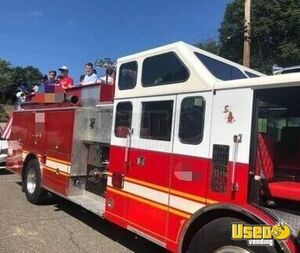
top-left (23, 159), bottom-right (46, 204)
top-left (187, 217), bottom-right (278, 253)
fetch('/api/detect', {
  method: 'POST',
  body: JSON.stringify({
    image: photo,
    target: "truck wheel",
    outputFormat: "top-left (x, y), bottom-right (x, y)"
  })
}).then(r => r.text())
top-left (187, 217), bottom-right (278, 253)
top-left (24, 159), bottom-right (46, 204)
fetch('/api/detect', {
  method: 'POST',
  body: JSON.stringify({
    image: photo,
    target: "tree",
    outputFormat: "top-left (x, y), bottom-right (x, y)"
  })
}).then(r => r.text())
top-left (0, 59), bottom-right (13, 104)
top-left (219, 0), bottom-right (300, 73)
top-left (195, 40), bottom-right (220, 55)
top-left (21, 66), bottom-right (42, 87)
top-left (0, 58), bottom-right (42, 104)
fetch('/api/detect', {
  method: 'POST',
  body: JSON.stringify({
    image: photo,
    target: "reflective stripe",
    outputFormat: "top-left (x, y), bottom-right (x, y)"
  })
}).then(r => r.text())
top-left (43, 166), bottom-right (69, 177)
top-left (169, 194), bottom-right (204, 214)
top-left (107, 176), bottom-right (205, 216)
top-left (125, 180), bottom-right (169, 206)
top-left (2, 116), bottom-right (13, 139)
top-left (22, 151), bottom-right (70, 174)
top-left (47, 156), bottom-right (71, 165)
top-left (45, 159), bottom-right (70, 174)
top-left (107, 186), bottom-right (191, 219)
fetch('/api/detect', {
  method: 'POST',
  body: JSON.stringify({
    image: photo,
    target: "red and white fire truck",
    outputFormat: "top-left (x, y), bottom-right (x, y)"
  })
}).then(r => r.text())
top-left (6, 42), bottom-right (300, 253)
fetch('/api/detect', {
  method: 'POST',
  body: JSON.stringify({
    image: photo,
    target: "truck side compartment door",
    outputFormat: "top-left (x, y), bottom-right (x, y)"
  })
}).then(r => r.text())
top-left (207, 88), bottom-right (253, 204)
top-left (105, 99), bottom-right (137, 228)
top-left (167, 92), bottom-right (212, 245)
top-left (28, 111), bottom-right (47, 150)
top-left (106, 95), bottom-right (175, 245)
top-left (125, 95), bottom-right (175, 244)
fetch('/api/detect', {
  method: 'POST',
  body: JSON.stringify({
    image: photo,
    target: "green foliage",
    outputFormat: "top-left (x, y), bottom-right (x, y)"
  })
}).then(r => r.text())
top-left (219, 0), bottom-right (300, 73)
top-left (0, 59), bottom-right (42, 104)
top-left (0, 105), bottom-right (8, 122)
top-left (195, 41), bottom-right (220, 55)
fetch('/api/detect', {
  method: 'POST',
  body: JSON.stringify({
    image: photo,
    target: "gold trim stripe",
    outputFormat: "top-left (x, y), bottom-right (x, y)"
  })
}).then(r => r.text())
top-left (23, 150), bottom-right (71, 165)
top-left (126, 177), bottom-right (169, 194)
top-left (43, 166), bottom-right (70, 177)
top-left (109, 174), bottom-right (218, 205)
top-left (107, 186), bottom-right (191, 219)
top-left (47, 156), bottom-right (71, 166)
top-left (23, 149), bottom-right (217, 206)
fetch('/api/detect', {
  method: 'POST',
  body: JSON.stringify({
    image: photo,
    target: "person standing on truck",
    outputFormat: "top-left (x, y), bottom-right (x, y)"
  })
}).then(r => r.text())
top-left (46, 70), bottom-right (57, 85)
top-left (81, 62), bottom-right (98, 85)
top-left (98, 67), bottom-right (114, 84)
top-left (58, 65), bottom-right (74, 89)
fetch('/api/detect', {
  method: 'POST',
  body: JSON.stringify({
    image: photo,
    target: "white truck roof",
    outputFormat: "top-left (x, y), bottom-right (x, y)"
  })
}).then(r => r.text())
top-left (115, 41), bottom-right (299, 99)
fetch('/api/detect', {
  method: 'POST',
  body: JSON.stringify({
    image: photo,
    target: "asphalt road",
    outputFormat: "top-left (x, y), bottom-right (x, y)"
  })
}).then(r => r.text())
top-left (0, 170), bottom-right (168, 253)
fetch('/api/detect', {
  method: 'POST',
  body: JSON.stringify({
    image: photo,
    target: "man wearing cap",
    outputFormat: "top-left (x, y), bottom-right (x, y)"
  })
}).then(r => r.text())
top-left (58, 65), bottom-right (74, 89)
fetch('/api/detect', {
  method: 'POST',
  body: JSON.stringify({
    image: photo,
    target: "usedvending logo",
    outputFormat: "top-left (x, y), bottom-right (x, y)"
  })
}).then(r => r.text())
top-left (231, 223), bottom-right (291, 246)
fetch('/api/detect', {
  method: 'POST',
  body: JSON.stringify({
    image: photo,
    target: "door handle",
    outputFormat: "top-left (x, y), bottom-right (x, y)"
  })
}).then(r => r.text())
top-left (137, 156), bottom-right (145, 166)
top-left (124, 128), bottom-right (133, 168)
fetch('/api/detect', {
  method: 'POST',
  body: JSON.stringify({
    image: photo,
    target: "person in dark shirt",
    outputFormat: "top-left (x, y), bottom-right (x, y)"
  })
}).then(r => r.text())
top-left (79, 75), bottom-right (85, 83)
top-left (46, 70), bottom-right (57, 84)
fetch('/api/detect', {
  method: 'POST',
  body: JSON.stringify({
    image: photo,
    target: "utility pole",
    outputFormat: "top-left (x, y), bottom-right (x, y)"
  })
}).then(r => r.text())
top-left (243, 0), bottom-right (251, 67)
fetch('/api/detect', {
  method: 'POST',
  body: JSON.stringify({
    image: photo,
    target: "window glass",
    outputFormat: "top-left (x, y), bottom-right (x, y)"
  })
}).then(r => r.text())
top-left (245, 71), bottom-right (259, 78)
top-left (142, 52), bottom-right (189, 86)
top-left (140, 100), bottom-right (173, 141)
top-left (179, 97), bottom-right (205, 144)
top-left (118, 62), bottom-right (137, 90)
top-left (258, 118), bottom-right (268, 133)
top-left (114, 102), bottom-right (132, 138)
top-left (282, 68), bottom-right (300, 74)
top-left (195, 52), bottom-right (247, 80)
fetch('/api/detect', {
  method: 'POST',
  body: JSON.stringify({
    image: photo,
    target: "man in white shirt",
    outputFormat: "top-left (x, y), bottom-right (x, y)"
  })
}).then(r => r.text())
top-left (82, 62), bottom-right (98, 85)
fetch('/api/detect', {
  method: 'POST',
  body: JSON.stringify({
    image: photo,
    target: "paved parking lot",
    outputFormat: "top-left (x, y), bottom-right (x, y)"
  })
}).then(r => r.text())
top-left (0, 170), bottom-right (167, 253)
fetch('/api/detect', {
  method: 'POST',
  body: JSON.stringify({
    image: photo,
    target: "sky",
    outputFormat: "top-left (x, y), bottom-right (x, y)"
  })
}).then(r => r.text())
top-left (0, 0), bottom-right (231, 82)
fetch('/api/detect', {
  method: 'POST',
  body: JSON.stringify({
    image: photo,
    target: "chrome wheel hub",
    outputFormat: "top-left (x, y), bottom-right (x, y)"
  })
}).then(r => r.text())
top-left (27, 168), bottom-right (37, 194)
top-left (213, 246), bottom-right (250, 253)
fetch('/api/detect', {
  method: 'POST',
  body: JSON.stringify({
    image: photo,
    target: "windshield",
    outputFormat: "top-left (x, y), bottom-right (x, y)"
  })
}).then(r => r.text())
top-left (257, 87), bottom-right (300, 142)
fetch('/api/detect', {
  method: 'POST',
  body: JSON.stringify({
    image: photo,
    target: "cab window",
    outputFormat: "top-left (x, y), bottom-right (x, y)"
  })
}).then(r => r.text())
top-left (179, 96), bottom-right (205, 144)
top-left (142, 52), bottom-right (189, 86)
top-left (118, 61), bottom-right (137, 90)
top-left (114, 102), bottom-right (132, 138)
top-left (140, 100), bottom-right (173, 141)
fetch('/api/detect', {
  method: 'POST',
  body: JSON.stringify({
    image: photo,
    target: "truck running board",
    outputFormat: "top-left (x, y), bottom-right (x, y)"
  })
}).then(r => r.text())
top-left (68, 191), bottom-right (105, 217)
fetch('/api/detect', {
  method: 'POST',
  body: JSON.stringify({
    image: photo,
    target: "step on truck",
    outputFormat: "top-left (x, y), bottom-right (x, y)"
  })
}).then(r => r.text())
top-left (6, 41), bottom-right (300, 253)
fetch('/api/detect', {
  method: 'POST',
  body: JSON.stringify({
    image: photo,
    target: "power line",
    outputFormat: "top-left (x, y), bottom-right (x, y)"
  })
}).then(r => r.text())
top-left (256, 37), bottom-right (266, 73)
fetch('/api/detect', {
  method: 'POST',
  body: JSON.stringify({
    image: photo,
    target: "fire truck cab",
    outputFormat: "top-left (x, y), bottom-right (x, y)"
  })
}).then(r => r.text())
top-left (6, 42), bottom-right (300, 253)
